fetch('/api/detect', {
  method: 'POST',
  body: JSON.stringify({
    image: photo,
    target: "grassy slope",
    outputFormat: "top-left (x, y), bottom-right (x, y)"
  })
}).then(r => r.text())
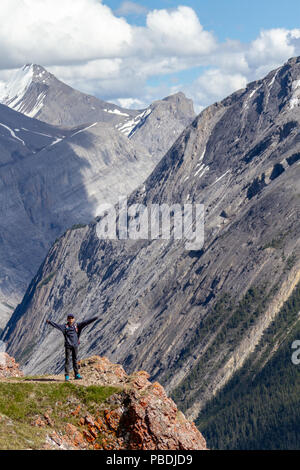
top-left (0, 381), bottom-right (119, 449)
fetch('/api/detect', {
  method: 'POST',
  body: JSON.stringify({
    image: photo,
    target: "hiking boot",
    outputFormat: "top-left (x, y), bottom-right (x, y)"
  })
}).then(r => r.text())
top-left (75, 374), bottom-right (82, 380)
top-left (65, 375), bottom-right (70, 382)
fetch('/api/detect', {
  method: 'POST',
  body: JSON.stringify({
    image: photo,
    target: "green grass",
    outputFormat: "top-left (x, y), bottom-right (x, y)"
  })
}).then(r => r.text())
top-left (0, 381), bottom-right (120, 450)
top-left (0, 417), bottom-right (48, 450)
top-left (0, 382), bottom-right (119, 419)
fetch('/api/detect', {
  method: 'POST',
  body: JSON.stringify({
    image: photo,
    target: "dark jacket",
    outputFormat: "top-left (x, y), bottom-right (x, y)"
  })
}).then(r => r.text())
top-left (47, 316), bottom-right (98, 348)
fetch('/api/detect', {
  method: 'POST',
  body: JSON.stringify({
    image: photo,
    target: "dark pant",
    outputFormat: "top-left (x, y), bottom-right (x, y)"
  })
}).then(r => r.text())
top-left (65, 346), bottom-right (79, 376)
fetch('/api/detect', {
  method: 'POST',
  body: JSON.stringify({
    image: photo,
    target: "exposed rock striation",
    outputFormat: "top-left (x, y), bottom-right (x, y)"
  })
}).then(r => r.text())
top-left (3, 57), bottom-right (300, 423)
top-left (0, 67), bottom-right (195, 328)
top-left (0, 104), bottom-right (153, 328)
top-left (0, 64), bottom-right (196, 159)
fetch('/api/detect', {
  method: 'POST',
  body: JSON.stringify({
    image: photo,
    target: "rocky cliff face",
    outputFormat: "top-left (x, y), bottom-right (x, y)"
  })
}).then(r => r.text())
top-left (118, 92), bottom-right (196, 158)
top-left (0, 355), bottom-right (206, 450)
top-left (52, 356), bottom-right (207, 450)
top-left (2, 57), bottom-right (300, 423)
top-left (0, 67), bottom-right (195, 329)
top-left (0, 64), bottom-right (196, 159)
top-left (0, 104), bottom-right (69, 326)
top-left (0, 104), bottom-right (154, 329)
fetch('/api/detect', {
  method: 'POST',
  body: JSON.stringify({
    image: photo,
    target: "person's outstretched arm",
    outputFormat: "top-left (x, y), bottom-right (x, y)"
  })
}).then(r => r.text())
top-left (77, 316), bottom-right (98, 332)
top-left (46, 320), bottom-right (65, 333)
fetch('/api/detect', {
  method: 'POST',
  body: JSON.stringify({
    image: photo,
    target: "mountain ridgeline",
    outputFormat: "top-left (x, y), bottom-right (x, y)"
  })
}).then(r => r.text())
top-left (0, 65), bottom-right (195, 329)
top-left (0, 64), bottom-right (139, 127)
top-left (0, 64), bottom-right (195, 158)
top-left (2, 57), bottom-right (300, 449)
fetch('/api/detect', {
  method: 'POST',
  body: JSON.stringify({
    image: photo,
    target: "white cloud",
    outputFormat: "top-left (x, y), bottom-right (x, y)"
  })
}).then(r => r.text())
top-left (185, 69), bottom-right (248, 111)
top-left (144, 6), bottom-right (216, 56)
top-left (116, 97), bottom-right (145, 109)
top-left (0, 0), bottom-right (132, 68)
top-left (0, 2), bottom-right (300, 113)
top-left (49, 59), bottom-right (123, 83)
top-left (247, 29), bottom-right (295, 70)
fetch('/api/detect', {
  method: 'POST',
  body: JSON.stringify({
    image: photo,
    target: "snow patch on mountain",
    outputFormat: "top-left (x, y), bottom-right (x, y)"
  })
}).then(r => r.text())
top-left (0, 122), bottom-right (26, 146)
top-left (268, 70), bottom-right (279, 88)
top-left (194, 164), bottom-right (209, 178)
top-left (0, 65), bottom-right (34, 110)
top-left (24, 91), bottom-right (47, 118)
top-left (213, 170), bottom-right (230, 185)
top-left (70, 122), bottom-right (98, 138)
top-left (244, 86), bottom-right (262, 110)
top-left (290, 79), bottom-right (300, 109)
top-left (116, 108), bottom-right (152, 137)
top-left (20, 127), bottom-right (53, 138)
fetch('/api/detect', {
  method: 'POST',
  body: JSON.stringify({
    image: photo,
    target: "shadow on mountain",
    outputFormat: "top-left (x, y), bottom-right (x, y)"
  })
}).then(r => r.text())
top-left (0, 126), bottom-right (98, 306)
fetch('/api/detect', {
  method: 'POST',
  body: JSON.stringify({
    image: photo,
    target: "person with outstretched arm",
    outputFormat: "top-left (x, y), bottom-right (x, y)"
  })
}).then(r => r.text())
top-left (46, 314), bottom-right (98, 381)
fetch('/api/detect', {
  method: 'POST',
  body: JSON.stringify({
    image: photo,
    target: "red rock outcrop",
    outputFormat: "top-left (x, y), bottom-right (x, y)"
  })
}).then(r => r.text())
top-left (60, 356), bottom-right (207, 450)
top-left (0, 352), bottom-right (23, 378)
top-left (2, 355), bottom-right (206, 450)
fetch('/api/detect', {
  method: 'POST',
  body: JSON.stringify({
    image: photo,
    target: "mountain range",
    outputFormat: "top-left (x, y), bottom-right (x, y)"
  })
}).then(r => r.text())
top-left (0, 64), bottom-right (195, 158)
top-left (0, 65), bottom-right (195, 330)
top-left (1, 57), bottom-right (300, 449)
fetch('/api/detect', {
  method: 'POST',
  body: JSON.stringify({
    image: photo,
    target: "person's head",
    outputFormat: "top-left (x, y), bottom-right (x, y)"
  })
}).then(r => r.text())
top-left (67, 314), bottom-right (75, 325)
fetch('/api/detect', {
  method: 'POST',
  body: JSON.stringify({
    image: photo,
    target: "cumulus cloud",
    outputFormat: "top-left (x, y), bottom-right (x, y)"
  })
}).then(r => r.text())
top-left (0, 1), bottom-right (300, 112)
top-left (247, 29), bottom-right (295, 70)
top-left (116, 97), bottom-right (145, 109)
top-left (182, 69), bottom-right (247, 112)
top-left (193, 69), bottom-right (247, 101)
top-left (144, 6), bottom-right (216, 56)
top-left (0, 0), bottom-right (132, 68)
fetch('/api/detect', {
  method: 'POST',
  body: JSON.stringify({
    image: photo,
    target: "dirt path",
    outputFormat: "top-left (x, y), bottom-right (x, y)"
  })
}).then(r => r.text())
top-left (0, 374), bottom-right (91, 386)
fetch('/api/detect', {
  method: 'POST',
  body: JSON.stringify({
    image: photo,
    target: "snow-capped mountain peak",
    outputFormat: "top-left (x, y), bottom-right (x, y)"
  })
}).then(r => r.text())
top-left (0, 64), bottom-right (34, 108)
top-left (0, 64), bottom-right (51, 118)
top-left (0, 64), bottom-right (140, 126)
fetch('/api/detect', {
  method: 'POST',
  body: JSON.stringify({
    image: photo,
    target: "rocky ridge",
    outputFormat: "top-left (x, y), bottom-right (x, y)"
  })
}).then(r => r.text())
top-left (0, 355), bottom-right (207, 450)
top-left (0, 64), bottom-right (139, 127)
top-left (118, 92), bottom-right (196, 158)
top-left (0, 64), bottom-right (196, 159)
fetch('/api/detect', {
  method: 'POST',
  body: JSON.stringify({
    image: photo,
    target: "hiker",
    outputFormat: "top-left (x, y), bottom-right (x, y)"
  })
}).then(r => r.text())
top-left (46, 314), bottom-right (98, 381)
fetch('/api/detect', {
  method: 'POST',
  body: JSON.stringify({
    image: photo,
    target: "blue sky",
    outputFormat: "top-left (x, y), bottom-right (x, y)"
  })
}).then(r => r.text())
top-left (108, 0), bottom-right (300, 42)
top-left (0, 0), bottom-right (299, 112)
top-left (107, 0), bottom-right (300, 109)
